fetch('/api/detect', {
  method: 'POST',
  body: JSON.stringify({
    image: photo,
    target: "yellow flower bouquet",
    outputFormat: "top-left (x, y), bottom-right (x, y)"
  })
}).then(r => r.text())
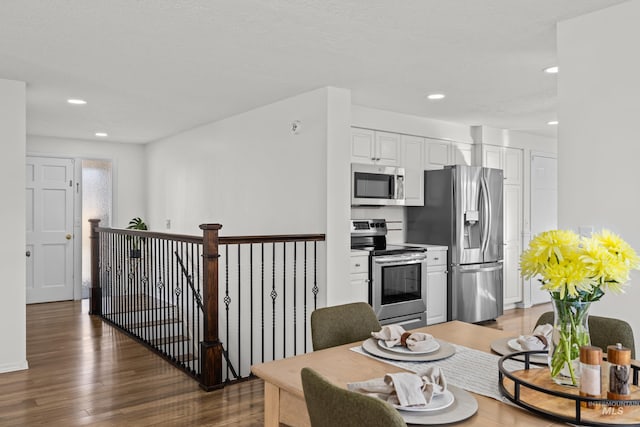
top-left (520, 229), bottom-right (640, 385)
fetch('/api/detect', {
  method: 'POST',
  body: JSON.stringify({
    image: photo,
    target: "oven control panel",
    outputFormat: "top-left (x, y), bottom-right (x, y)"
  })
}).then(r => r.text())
top-left (350, 219), bottom-right (387, 236)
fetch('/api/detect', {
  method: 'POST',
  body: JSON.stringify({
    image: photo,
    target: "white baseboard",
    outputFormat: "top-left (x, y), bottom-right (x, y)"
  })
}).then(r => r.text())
top-left (0, 359), bottom-right (29, 374)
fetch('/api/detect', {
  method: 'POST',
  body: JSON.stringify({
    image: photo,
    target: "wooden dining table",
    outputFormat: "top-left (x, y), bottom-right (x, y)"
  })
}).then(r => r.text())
top-left (251, 320), bottom-right (565, 426)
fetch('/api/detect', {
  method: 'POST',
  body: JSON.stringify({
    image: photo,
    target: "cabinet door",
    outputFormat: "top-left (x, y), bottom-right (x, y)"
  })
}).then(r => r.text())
top-left (503, 184), bottom-right (522, 305)
top-left (400, 135), bottom-right (424, 206)
top-left (483, 145), bottom-right (503, 169)
top-left (426, 269), bottom-right (447, 325)
top-left (351, 128), bottom-right (376, 164)
top-left (503, 147), bottom-right (523, 185)
top-left (451, 142), bottom-right (473, 166)
top-left (424, 138), bottom-right (450, 170)
top-left (348, 273), bottom-right (370, 304)
top-left (375, 131), bottom-right (400, 166)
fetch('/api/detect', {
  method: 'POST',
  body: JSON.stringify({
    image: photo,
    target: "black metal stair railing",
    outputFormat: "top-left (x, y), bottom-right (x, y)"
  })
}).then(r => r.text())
top-left (216, 237), bottom-right (324, 381)
top-left (89, 220), bottom-right (325, 389)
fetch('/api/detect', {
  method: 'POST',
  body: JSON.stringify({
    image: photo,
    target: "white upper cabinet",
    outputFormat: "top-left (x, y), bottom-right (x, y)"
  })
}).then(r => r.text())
top-left (351, 128), bottom-right (376, 163)
top-left (425, 139), bottom-right (474, 170)
top-left (451, 142), bottom-right (473, 166)
top-left (424, 138), bottom-right (450, 170)
top-left (400, 135), bottom-right (424, 206)
top-left (482, 145), bottom-right (503, 170)
top-left (350, 128), bottom-right (399, 166)
top-left (375, 131), bottom-right (401, 165)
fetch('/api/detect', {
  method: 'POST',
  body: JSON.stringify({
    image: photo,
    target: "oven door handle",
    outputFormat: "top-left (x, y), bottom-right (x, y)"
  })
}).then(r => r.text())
top-left (373, 255), bottom-right (427, 265)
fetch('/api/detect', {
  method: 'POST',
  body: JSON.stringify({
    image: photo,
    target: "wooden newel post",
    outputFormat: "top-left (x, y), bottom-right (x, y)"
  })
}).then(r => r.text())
top-left (89, 219), bottom-right (101, 315)
top-left (199, 223), bottom-right (224, 391)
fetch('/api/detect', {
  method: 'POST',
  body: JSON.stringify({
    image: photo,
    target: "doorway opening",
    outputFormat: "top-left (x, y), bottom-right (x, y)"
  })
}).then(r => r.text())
top-left (81, 159), bottom-right (113, 298)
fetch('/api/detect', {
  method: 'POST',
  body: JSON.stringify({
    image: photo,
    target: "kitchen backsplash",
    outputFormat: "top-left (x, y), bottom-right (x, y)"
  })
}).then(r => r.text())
top-left (351, 206), bottom-right (404, 243)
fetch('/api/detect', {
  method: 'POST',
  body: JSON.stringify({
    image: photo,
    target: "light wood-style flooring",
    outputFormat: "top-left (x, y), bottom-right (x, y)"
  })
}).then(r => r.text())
top-left (0, 300), bottom-right (550, 426)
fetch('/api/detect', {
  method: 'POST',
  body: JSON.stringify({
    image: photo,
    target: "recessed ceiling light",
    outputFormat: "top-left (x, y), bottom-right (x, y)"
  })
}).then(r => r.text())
top-left (95, 132), bottom-right (108, 137)
top-left (427, 93), bottom-right (446, 100)
top-left (67, 98), bottom-right (87, 105)
top-left (547, 120), bottom-right (559, 125)
top-left (543, 66), bottom-right (559, 74)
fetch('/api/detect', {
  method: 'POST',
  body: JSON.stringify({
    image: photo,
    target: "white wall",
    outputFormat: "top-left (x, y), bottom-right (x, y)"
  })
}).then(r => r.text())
top-left (146, 88), bottom-right (331, 236)
top-left (0, 79), bottom-right (28, 373)
top-left (558, 1), bottom-right (640, 343)
top-left (27, 136), bottom-right (147, 228)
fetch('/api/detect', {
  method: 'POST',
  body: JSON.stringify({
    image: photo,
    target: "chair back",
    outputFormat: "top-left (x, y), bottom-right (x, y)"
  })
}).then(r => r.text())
top-left (536, 312), bottom-right (635, 358)
top-left (311, 302), bottom-right (381, 351)
top-left (300, 367), bottom-right (406, 427)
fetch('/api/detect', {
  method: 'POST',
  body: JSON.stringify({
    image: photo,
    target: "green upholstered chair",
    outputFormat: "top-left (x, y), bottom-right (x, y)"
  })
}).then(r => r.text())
top-left (536, 312), bottom-right (636, 358)
top-left (310, 302), bottom-right (381, 351)
top-left (301, 367), bottom-right (407, 427)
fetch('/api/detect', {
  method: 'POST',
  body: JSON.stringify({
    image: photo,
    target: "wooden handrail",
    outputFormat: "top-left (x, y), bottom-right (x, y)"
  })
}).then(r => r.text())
top-left (220, 234), bottom-right (325, 245)
top-left (94, 226), bottom-right (326, 245)
top-left (95, 226), bottom-right (203, 244)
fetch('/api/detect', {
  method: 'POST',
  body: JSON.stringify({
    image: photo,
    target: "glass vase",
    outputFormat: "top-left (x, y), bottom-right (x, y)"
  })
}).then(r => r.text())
top-left (548, 296), bottom-right (592, 386)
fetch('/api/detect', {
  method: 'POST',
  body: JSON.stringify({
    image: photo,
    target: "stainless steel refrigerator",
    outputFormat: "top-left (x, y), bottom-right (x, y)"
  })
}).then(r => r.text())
top-left (406, 165), bottom-right (504, 323)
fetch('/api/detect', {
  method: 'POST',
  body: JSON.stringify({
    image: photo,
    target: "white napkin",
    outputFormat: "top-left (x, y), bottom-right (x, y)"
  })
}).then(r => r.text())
top-left (372, 325), bottom-right (435, 352)
top-left (517, 323), bottom-right (553, 351)
top-left (347, 367), bottom-right (447, 407)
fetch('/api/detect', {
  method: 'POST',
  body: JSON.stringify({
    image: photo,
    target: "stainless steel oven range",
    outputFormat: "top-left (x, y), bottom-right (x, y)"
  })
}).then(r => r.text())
top-left (350, 219), bottom-right (427, 328)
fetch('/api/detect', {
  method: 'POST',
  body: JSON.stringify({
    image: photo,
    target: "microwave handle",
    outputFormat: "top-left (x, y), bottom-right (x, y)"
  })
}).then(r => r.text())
top-left (395, 174), bottom-right (404, 200)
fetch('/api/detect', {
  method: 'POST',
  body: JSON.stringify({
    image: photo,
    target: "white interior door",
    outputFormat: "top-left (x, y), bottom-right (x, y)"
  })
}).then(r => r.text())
top-left (26, 156), bottom-right (75, 303)
top-left (530, 154), bottom-right (557, 305)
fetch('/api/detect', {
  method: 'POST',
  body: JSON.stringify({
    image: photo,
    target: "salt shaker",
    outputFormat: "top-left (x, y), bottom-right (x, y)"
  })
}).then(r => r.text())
top-left (607, 343), bottom-right (631, 401)
top-left (580, 345), bottom-right (602, 406)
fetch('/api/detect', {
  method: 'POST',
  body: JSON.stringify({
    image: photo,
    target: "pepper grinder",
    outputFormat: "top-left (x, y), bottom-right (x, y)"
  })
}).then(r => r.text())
top-left (607, 343), bottom-right (631, 401)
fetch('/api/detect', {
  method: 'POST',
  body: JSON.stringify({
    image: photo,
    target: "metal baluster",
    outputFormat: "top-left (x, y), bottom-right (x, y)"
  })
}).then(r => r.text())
top-left (237, 244), bottom-right (241, 377)
top-left (272, 242), bottom-right (276, 361)
top-left (293, 242), bottom-right (297, 355)
top-left (250, 244), bottom-right (253, 367)
top-left (225, 245), bottom-right (230, 380)
top-left (304, 241), bottom-right (308, 353)
top-left (283, 242), bottom-right (286, 357)
top-left (313, 242), bottom-right (318, 310)
top-left (261, 243), bottom-right (265, 364)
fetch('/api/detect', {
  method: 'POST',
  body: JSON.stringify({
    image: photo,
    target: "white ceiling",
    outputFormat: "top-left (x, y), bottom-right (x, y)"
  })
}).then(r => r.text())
top-left (0, 0), bottom-right (628, 144)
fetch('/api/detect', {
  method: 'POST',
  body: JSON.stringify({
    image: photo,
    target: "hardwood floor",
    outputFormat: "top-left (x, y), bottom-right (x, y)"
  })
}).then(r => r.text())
top-left (0, 300), bottom-right (550, 426)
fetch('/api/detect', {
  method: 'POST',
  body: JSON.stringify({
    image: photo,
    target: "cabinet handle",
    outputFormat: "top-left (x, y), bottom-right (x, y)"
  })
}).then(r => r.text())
top-left (433, 257), bottom-right (439, 260)
top-left (355, 263), bottom-right (361, 267)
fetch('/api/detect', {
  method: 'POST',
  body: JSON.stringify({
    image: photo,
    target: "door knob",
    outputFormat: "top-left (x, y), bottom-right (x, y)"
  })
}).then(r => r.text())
top-left (26, 250), bottom-right (31, 257)
top-left (66, 234), bottom-right (72, 240)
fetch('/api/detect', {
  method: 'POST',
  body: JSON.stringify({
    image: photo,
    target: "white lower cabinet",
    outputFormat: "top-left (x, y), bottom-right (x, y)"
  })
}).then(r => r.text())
top-left (426, 249), bottom-right (447, 325)
top-left (348, 251), bottom-right (369, 304)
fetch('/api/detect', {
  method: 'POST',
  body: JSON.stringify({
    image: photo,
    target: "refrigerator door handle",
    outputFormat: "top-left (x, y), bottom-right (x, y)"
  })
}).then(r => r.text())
top-left (480, 175), bottom-right (491, 256)
top-left (456, 263), bottom-right (502, 273)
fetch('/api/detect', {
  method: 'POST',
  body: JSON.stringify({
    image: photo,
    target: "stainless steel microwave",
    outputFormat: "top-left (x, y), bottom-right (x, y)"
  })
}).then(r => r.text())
top-left (351, 163), bottom-right (405, 206)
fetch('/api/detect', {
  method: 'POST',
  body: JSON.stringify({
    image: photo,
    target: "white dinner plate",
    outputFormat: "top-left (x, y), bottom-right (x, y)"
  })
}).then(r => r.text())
top-left (393, 390), bottom-right (455, 412)
top-left (489, 337), bottom-right (548, 365)
top-left (377, 339), bottom-right (440, 355)
top-left (362, 338), bottom-right (456, 362)
top-left (507, 338), bottom-right (523, 352)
